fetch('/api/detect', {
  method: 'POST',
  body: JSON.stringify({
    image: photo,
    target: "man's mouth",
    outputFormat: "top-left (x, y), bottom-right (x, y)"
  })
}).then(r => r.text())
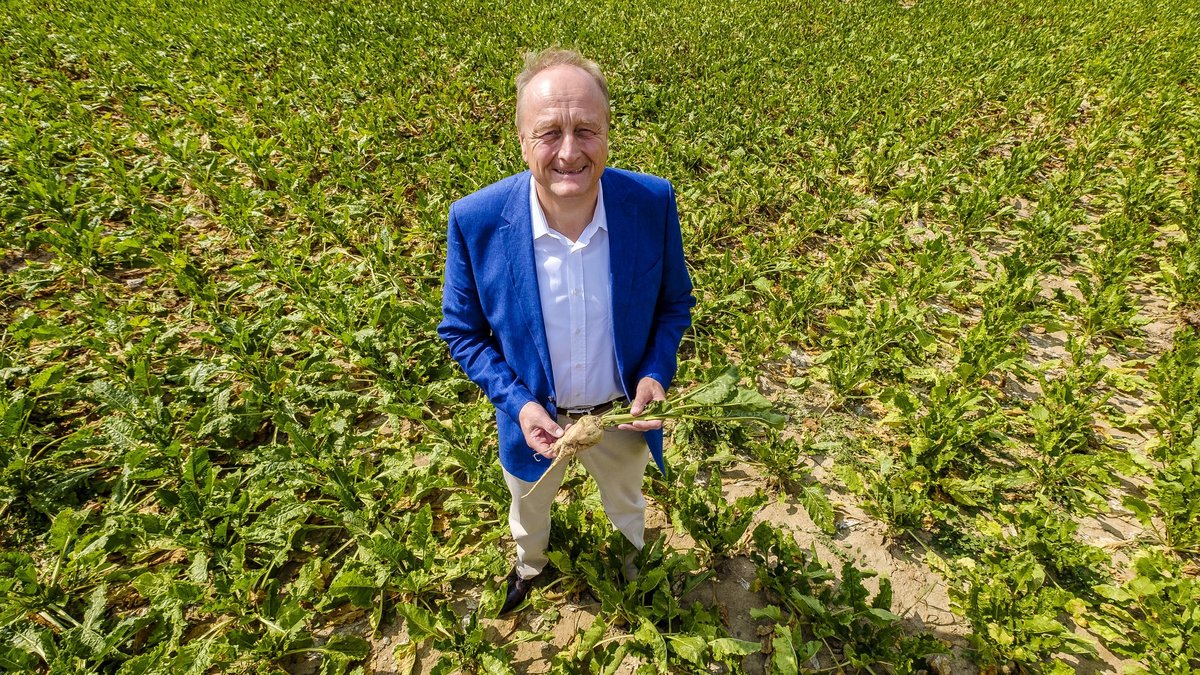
top-left (554, 167), bottom-right (587, 176)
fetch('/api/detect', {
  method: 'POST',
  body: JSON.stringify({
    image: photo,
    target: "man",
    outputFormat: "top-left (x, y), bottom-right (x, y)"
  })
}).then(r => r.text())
top-left (438, 48), bottom-right (694, 616)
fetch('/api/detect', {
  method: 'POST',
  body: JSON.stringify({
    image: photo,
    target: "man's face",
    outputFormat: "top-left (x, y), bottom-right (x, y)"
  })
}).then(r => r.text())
top-left (518, 65), bottom-right (609, 207)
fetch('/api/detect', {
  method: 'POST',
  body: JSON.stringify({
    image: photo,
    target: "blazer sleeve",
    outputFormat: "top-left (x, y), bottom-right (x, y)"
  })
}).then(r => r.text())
top-left (437, 206), bottom-right (536, 422)
top-left (635, 183), bottom-right (695, 390)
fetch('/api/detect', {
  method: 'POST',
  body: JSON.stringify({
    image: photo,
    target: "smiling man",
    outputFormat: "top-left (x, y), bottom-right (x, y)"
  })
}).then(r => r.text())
top-left (438, 49), bottom-right (694, 615)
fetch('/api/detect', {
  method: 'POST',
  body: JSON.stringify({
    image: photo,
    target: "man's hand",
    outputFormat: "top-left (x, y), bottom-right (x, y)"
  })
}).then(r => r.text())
top-left (617, 377), bottom-right (666, 431)
top-left (519, 401), bottom-right (564, 459)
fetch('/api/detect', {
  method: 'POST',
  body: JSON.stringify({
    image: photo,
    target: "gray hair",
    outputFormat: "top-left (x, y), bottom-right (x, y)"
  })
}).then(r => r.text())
top-left (515, 48), bottom-right (610, 127)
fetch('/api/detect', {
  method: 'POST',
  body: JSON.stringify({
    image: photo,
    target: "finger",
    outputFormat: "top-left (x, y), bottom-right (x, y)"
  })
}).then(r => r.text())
top-left (530, 438), bottom-right (557, 458)
top-left (529, 428), bottom-right (552, 448)
top-left (533, 425), bottom-right (561, 438)
top-left (533, 412), bottom-right (565, 437)
top-left (538, 440), bottom-right (558, 457)
top-left (631, 396), bottom-right (649, 415)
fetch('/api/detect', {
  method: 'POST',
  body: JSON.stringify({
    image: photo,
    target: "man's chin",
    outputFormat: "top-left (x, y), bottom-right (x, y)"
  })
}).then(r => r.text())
top-left (547, 182), bottom-right (599, 201)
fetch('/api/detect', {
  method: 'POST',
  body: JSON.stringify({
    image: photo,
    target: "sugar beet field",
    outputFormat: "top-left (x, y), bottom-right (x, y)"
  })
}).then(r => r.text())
top-left (2, 0), bottom-right (1199, 673)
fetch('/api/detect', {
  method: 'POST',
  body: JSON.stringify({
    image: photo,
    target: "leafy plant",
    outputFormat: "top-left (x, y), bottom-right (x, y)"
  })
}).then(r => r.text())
top-left (607, 366), bottom-right (787, 429)
top-left (1011, 338), bottom-right (1116, 512)
top-left (667, 464), bottom-right (767, 564)
top-left (1090, 550), bottom-right (1200, 674)
top-left (940, 549), bottom-right (1096, 671)
top-left (1147, 328), bottom-right (1200, 460)
top-left (523, 367), bottom-right (784, 496)
top-left (739, 430), bottom-right (838, 534)
top-left (395, 597), bottom-right (539, 675)
top-left (749, 522), bottom-right (944, 671)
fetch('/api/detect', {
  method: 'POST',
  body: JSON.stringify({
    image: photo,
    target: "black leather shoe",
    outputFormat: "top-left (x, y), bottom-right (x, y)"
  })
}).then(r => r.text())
top-left (499, 568), bottom-right (535, 616)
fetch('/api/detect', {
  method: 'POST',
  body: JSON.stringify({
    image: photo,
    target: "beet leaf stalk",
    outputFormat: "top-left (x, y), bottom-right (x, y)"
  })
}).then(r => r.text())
top-left (521, 367), bottom-right (785, 498)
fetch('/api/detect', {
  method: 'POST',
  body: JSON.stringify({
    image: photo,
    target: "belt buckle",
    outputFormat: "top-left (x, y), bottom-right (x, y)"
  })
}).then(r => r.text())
top-left (563, 404), bottom-right (596, 417)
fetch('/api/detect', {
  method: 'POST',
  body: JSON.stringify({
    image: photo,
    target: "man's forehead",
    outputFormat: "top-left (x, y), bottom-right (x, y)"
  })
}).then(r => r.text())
top-left (526, 102), bottom-right (605, 125)
top-left (523, 67), bottom-right (604, 109)
top-left (527, 64), bottom-right (598, 93)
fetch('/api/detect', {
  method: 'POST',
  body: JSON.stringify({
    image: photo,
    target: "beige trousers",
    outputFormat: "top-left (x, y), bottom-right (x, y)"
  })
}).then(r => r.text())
top-left (502, 416), bottom-right (650, 580)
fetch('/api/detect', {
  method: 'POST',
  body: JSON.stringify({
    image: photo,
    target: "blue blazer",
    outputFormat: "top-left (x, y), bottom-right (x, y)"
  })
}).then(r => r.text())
top-left (438, 168), bottom-right (695, 482)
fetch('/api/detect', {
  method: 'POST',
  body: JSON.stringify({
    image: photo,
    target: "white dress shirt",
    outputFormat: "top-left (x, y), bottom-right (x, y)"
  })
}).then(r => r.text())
top-left (530, 177), bottom-right (625, 409)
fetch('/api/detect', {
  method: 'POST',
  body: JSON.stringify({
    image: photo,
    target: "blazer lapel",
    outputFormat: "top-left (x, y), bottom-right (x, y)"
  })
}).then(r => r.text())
top-left (604, 172), bottom-right (640, 389)
top-left (500, 175), bottom-right (555, 396)
top-left (605, 172), bottom-right (638, 324)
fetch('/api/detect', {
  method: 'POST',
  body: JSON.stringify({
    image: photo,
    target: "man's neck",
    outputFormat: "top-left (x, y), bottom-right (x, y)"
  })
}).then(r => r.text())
top-left (534, 184), bottom-right (598, 242)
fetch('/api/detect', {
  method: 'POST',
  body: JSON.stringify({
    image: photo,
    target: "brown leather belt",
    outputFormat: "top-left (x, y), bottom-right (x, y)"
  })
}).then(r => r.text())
top-left (560, 398), bottom-right (626, 418)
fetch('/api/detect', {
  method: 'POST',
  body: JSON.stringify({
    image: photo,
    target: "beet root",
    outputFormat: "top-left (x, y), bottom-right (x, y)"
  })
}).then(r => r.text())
top-left (520, 415), bottom-right (606, 498)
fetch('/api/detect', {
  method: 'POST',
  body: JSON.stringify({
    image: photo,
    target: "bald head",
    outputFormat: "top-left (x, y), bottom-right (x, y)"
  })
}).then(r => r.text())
top-left (515, 48), bottom-right (610, 128)
top-left (517, 65), bottom-right (609, 138)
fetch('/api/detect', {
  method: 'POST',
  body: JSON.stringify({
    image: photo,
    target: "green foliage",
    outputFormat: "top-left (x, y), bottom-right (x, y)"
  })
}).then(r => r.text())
top-left (1126, 328), bottom-right (1200, 556)
top-left (1161, 236), bottom-right (1200, 307)
top-left (604, 366), bottom-right (786, 429)
top-left (865, 377), bottom-right (1007, 532)
top-left (942, 549), bottom-right (1097, 671)
top-left (1125, 445), bottom-right (1200, 556)
top-left (1011, 338), bottom-right (1116, 512)
top-left (1062, 214), bottom-right (1156, 343)
top-left (1, 0), bottom-right (1198, 671)
top-left (739, 431), bottom-right (838, 534)
top-left (667, 465), bottom-right (767, 563)
top-left (1148, 328), bottom-right (1200, 460)
top-left (749, 522), bottom-right (944, 671)
top-left (1091, 550), bottom-right (1200, 674)
top-left (1004, 504), bottom-right (1112, 597)
top-left (548, 536), bottom-right (748, 673)
top-left (815, 296), bottom-right (936, 400)
top-left (883, 378), bottom-right (1007, 479)
top-left (395, 598), bottom-right (538, 675)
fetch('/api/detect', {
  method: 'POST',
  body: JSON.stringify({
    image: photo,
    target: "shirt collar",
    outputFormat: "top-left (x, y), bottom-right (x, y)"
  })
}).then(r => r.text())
top-left (529, 175), bottom-right (607, 247)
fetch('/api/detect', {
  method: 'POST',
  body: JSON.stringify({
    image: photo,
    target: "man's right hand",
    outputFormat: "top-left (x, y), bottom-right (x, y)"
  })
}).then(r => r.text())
top-left (518, 401), bottom-right (564, 459)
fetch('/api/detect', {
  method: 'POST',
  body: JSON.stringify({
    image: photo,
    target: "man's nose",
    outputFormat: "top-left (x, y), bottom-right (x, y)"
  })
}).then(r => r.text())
top-left (558, 132), bottom-right (581, 160)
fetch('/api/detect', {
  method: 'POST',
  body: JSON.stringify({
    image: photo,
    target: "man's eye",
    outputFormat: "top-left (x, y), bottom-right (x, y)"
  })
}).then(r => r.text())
top-left (577, 129), bottom-right (595, 138)
top-left (538, 130), bottom-right (561, 140)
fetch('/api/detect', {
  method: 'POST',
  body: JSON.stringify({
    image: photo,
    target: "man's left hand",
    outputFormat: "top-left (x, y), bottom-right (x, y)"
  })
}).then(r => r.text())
top-left (617, 377), bottom-right (666, 431)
